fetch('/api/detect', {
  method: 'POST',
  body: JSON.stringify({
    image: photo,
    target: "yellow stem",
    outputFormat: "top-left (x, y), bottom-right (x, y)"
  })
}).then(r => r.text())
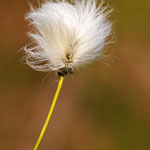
top-left (33, 76), bottom-right (64, 150)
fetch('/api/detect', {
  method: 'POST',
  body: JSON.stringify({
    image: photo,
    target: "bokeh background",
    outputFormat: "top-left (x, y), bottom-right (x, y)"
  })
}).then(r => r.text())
top-left (0, 0), bottom-right (150, 149)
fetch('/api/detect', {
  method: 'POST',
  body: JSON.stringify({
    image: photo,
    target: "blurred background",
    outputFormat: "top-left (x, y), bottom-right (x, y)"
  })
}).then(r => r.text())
top-left (0, 0), bottom-right (150, 149)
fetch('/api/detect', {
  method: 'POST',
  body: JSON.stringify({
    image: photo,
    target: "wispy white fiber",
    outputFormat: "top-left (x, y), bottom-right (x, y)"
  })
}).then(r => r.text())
top-left (24, 0), bottom-right (112, 75)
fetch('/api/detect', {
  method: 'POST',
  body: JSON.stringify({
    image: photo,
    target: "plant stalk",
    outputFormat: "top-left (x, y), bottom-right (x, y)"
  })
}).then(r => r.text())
top-left (33, 76), bottom-right (64, 150)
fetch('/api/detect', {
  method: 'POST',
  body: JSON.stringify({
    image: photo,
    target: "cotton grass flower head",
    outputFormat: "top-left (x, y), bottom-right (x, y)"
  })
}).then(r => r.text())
top-left (24, 1), bottom-right (113, 149)
top-left (24, 0), bottom-right (112, 76)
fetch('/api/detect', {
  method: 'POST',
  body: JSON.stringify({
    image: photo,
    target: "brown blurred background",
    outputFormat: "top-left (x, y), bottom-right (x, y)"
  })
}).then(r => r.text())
top-left (0, 0), bottom-right (150, 150)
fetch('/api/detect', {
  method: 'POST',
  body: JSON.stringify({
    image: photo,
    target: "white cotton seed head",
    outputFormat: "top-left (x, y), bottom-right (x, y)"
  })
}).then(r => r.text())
top-left (24, 0), bottom-right (112, 76)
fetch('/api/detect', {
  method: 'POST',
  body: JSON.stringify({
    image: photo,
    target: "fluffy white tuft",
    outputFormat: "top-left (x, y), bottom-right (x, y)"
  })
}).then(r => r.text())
top-left (24, 0), bottom-right (112, 75)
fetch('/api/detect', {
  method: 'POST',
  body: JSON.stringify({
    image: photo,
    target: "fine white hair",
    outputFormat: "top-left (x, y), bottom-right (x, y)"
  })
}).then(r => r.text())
top-left (24, 0), bottom-right (112, 75)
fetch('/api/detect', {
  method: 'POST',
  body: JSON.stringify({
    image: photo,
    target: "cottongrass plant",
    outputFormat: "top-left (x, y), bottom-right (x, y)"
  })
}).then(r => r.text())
top-left (24, 0), bottom-right (112, 149)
